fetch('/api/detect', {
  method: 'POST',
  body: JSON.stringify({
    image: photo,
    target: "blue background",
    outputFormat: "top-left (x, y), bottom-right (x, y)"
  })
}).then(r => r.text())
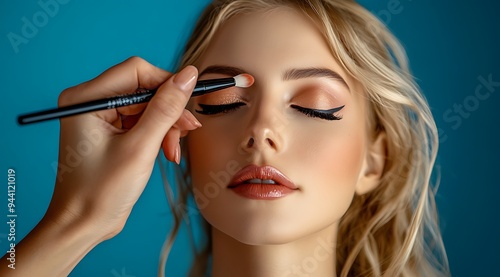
top-left (1, 0), bottom-right (498, 276)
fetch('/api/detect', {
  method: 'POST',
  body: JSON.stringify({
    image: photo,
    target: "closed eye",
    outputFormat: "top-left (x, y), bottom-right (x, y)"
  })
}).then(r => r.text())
top-left (195, 102), bottom-right (246, 115)
top-left (195, 102), bottom-right (344, 120)
top-left (291, 105), bottom-right (344, 121)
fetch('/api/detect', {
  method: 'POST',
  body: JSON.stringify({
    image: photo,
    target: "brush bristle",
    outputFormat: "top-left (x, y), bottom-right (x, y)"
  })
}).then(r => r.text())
top-left (234, 74), bottom-right (254, 88)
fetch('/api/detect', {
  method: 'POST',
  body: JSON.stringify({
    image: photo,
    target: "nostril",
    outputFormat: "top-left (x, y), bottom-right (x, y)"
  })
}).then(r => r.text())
top-left (247, 137), bottom-right (255, 148)
top-left (266, 138), bottom-right (275, 148)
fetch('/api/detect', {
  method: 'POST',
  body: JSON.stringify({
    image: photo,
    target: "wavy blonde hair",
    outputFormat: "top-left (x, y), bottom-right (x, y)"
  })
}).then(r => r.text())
top-left (157, 0), bottom-right (450, 276)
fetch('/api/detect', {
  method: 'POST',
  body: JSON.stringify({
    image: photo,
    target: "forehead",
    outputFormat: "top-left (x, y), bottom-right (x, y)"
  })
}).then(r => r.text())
top-left (197, 7), bottom-right (352, 83)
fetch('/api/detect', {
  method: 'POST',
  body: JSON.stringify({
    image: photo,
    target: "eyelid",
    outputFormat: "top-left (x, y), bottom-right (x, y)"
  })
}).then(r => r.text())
top-left (194, 87), bottom-right (246, 104)
top-left (291, 85), bottom-right (345, 107)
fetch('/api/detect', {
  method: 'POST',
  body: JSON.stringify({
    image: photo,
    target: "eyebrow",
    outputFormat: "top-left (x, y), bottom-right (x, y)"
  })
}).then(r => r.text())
top-left (199, 65), bottom-right (349, 90)
top-left (283, 68), bottom-right (349, 89)
top-left (199, 65), bottom-right (246, 78)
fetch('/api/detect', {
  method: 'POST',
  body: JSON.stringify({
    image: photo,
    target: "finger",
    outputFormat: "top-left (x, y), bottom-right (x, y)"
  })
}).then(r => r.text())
top-left (161, 110), bottom-right (198, 159)
top-left (117, 103), bottom-right (148, 116)
top-left (165, 110), bottom-right (200, 160)
top-left (59, 57), bottom-right (170, 104)
top-left (128, 66), bottom-right (198, 148)
top-left (116, 102), bottom-right (148, 130)
top-left (121, 109), bottom-right (198, 132)
top-left (121, 111), bottom-right (143, 130)
top-left (57, 57), bottom-right (172, 127)
top-left (162, 127), bottom-right (182, 163)
top-left (57, 57), bottom-right (171, 126)
top-left (175, 109), bottom-right (202, 130)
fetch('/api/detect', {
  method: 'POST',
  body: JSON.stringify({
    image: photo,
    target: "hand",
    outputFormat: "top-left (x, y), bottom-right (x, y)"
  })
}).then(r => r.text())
top-left (46, 57), bottom-right (201, 240)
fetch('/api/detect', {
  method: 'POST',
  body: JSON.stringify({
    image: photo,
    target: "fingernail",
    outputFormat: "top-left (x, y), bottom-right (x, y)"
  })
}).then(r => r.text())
top-left (174, 143), bottom-right (181, 165)
top-left (186, 112), bottom-right (202, 127)
top-left (173, 66), bottom-right (197, 93)
top-left (193, 119), bottom-right (202, 128)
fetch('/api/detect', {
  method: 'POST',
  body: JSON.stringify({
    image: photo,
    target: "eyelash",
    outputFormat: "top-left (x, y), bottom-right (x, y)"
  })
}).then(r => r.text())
top-left (290, 105), bottom-right (344, 120)
top-left (195, 102), bottom-right (344, 121)
top-left (195, 103), bottom-right (246, 115)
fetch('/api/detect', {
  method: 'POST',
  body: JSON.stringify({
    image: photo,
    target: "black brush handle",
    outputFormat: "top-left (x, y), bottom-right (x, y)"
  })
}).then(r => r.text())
top-left (17, 90), bottom-right (155, 125)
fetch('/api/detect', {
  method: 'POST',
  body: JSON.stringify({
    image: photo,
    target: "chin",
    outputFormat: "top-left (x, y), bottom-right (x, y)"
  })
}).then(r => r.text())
top-left (204, 208), bottom-right (309, 246)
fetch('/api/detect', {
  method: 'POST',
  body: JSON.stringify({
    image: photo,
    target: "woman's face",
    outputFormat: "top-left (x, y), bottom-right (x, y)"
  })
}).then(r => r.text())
top-left (185, 8), bottom-right (373, 245)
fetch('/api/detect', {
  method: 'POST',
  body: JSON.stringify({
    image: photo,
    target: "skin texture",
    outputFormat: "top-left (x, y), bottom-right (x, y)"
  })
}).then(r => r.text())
top-left (184, 8), bottom-right (386, 277)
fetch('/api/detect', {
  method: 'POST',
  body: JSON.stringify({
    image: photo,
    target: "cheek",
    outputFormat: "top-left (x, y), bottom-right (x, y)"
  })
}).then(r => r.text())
top-left (293, 113), bottom-right (365, 182)
top-left (312, 132), bottom-right (364, 184)
top-left (292, 120), bottom-right (366, 217)
top-left (185, 121), bottom-right (243, 192)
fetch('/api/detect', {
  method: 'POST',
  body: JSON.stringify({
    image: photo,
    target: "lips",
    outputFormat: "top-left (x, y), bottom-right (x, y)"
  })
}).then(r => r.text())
top-left (228, 165), bottom-right (298, 199)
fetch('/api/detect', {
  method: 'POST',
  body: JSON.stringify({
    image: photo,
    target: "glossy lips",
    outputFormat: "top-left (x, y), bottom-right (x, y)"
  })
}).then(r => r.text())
top-left (228, 165), bottom-right (298, 199)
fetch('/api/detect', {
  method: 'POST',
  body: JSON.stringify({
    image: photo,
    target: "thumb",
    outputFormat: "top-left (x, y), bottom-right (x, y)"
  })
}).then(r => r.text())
top-left (128, 65), bottom-right (198, 147)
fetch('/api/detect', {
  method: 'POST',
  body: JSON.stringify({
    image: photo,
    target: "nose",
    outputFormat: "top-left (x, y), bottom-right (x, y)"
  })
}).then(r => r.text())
top-left (244, 132), bottom-right (277, 149)
top-left (239, 106), bottom-right (285, 154)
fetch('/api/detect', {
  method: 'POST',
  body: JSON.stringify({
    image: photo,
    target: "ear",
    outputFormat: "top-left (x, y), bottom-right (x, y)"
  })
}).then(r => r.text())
top-left (356, 131), bottom-right (387, 195)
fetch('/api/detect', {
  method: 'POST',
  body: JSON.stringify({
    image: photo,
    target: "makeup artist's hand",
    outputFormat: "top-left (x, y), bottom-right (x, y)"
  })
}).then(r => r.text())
top-left (0, 57), bottom-right (201, 276)
top-left (48, 57), bottom-right (200, 238)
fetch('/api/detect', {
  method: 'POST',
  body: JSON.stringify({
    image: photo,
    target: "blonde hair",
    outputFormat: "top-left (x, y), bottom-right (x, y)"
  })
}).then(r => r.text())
top-left (159, 0), bottom-right (450, 276)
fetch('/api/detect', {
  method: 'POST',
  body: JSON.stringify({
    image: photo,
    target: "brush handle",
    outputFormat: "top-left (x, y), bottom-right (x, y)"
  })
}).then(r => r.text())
top-left (17, 90), bottom-right (156, 125)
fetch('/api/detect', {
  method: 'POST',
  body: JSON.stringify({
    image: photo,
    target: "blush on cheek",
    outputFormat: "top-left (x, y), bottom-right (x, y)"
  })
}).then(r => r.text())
top-left (328, 138), bottom-right (364, 181)
top-left (308, 130), bottom-right (365, 200)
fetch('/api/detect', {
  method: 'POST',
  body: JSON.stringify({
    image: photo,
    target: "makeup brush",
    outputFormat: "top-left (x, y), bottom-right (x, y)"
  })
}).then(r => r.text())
top-left (17, 74), bottom-right (254, 125)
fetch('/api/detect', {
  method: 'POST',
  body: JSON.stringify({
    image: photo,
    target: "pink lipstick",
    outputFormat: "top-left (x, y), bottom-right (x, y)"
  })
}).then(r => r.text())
top-left (228, 165), bottom-right (298, 200)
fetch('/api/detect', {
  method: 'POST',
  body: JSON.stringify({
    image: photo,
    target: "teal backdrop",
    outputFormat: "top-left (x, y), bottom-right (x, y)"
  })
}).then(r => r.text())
top-left (1, 0), bottom-right (498, 276)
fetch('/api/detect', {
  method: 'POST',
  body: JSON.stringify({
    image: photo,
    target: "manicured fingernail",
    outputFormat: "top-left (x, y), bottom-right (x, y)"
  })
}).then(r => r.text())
top-left (174, 144), bottom-right (181, 165)
top-left (173, 66), bottom-right (197, 93)
top-left (186, 112), bottom-right (202, 127)
top-left (193, 119), bottom-right (202, 128)
top-left (186, 120), bottom-right (202, 130)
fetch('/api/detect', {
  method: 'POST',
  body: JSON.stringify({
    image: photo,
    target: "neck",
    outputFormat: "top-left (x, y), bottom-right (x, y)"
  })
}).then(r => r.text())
top-left (210, 224), bottom-right (337, 277)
